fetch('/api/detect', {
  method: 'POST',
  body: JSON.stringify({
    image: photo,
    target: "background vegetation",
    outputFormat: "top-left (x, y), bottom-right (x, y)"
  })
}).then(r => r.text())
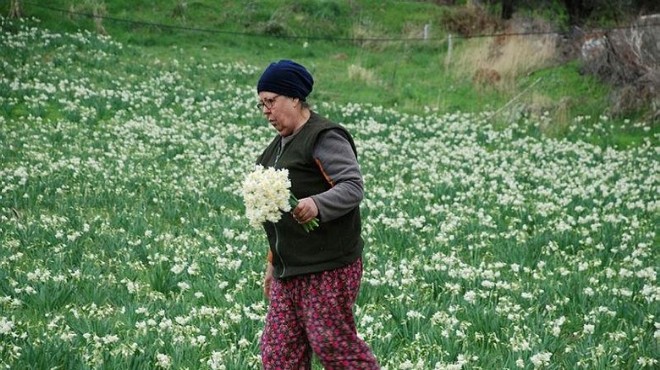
top-left (3, 0), bottom-right (658, 133)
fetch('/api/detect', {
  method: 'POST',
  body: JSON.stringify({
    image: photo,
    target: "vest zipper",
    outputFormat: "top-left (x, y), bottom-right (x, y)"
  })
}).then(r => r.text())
top-left (274, 225), bottom-right (286, 277)
top-left (272, 138), bottom-right (287, 277)
top-left (274, 141), bottom-right (284, 165)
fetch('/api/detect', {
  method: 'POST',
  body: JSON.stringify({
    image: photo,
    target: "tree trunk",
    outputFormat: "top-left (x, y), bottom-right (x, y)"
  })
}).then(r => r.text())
top-left (562, 0), bottom-right (594, 26)
top-left (635, 0), bottom-right (660, 13)
top-left (501, 0), bottom-right (514, 20)
top-left (9, 0), bottom-right (22, 18)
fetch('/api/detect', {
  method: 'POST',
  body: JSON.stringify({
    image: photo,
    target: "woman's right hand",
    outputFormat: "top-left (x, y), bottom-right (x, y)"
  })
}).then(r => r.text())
top-left (264, 263), bottom-right (274, 300)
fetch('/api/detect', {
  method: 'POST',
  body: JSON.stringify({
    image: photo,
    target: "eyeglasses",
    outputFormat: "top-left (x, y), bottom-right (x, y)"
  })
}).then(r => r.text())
top-left (256, 95), bottom-right (281, 110)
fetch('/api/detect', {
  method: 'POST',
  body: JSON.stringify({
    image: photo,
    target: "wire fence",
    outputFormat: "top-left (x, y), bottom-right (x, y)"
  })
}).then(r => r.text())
top-left (18, 1), bottom-right (660, 44)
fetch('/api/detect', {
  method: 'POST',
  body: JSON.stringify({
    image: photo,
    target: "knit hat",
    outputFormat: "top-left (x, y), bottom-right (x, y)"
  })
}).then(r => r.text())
top-left (257, 60), bottom-right (314, 101)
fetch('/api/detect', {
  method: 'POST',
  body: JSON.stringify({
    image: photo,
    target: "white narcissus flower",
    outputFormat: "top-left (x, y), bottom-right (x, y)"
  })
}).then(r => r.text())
top-left (0, 316), bottom-right (14, 335)
top-left (530, 351), bottom-right (552, 368)
top-left (241, 165), bottom-right (292, 228)
top-left (155, 353), bottom-right (171, 369)
top-left (242, 165), bottom-right (319, 232)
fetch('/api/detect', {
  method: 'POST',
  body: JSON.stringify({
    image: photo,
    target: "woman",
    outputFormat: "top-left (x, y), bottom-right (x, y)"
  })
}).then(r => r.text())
top-left (255, 59), bottom-right (379, 369)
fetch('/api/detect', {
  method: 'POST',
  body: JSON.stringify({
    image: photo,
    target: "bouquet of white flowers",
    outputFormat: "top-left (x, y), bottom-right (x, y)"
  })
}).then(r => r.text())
top-left (241, 165), bottom-right (319, 232)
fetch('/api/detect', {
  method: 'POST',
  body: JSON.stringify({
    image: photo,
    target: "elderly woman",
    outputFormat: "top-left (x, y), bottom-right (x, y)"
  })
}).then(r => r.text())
top-left (254, 59), bottom-right (379, 369)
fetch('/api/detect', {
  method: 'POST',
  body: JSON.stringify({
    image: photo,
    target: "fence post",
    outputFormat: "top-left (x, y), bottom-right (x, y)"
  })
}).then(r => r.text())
top-left (445, 34), bottom-right (453, 70)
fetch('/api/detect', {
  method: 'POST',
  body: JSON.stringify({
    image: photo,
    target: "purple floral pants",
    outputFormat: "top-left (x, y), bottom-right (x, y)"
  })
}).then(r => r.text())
top-left (260, 258), bottom-right (380, 369)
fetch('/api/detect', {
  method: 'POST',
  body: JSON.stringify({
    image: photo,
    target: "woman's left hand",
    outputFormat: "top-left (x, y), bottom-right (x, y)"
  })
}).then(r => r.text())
top-left (264, 263), bottom-right (274, 300)
top-left (292, 197), bottom-right (319, 224)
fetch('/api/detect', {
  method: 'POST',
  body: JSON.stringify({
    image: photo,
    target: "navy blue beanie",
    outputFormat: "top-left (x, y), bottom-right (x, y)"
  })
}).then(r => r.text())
top-left (257, 60), bottom-right (314, 101)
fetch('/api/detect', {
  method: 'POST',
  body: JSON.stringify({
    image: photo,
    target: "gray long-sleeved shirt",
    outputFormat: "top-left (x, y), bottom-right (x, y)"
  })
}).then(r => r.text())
top-left (280, 128), bottom-right (363, 222)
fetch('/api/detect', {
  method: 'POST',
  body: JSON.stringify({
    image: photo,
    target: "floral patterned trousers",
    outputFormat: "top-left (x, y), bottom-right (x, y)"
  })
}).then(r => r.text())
top-left (260, 258), bottom-right (380, 369)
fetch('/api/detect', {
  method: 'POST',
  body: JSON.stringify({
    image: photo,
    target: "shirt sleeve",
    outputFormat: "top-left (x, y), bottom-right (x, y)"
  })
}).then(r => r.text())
top-left (310, 129), bottom-right (364, 222)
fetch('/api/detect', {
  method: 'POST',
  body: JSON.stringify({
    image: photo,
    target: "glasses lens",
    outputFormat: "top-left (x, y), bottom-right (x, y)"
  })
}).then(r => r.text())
top-left (257, 95), bottom-right (279, 110)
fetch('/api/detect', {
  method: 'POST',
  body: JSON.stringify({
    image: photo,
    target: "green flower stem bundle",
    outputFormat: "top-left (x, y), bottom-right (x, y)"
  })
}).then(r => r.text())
top-left (289, 193), bottom-right (319, 233)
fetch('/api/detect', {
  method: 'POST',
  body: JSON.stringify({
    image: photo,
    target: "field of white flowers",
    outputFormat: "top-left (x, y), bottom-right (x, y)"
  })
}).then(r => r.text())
top-left (1, 17), bottom-right (658, 370)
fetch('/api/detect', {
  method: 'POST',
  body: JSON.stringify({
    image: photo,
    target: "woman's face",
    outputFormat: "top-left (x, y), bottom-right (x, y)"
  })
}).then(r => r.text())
top-left (258, 92), bottom-right (300, 137)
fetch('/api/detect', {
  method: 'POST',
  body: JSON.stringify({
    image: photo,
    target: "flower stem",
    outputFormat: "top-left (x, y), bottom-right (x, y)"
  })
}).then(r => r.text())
top-left (290, 194), bottom-right (319, 233)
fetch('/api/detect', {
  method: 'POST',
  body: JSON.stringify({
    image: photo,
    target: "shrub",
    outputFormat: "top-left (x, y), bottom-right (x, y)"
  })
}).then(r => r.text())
top-left (439, 4), bottom-right (503, 37)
